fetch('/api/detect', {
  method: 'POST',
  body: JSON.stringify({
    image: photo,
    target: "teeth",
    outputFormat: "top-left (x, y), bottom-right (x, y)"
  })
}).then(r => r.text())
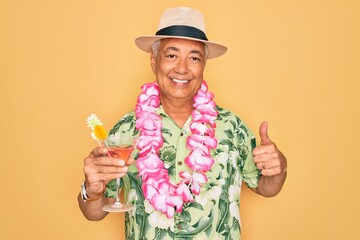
top-left (172, 78), bottom-right (188, 83)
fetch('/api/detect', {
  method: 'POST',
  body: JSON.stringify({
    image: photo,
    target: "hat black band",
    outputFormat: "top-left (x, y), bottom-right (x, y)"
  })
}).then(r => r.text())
top-left (156, 25), bottom-right (208, 41)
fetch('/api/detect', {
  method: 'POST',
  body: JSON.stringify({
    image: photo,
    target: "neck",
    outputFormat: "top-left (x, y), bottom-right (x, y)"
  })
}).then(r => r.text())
top-left (161, 97), bottom-right (194, 128)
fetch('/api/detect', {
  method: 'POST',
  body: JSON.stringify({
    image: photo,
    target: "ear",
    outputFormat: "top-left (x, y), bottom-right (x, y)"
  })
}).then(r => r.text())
top-left (150, 52), bottom-right (156, 73)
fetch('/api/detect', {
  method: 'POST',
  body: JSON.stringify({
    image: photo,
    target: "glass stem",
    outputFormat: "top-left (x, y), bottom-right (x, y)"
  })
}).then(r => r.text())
top-left (115, 177), bottom-right (122, 207)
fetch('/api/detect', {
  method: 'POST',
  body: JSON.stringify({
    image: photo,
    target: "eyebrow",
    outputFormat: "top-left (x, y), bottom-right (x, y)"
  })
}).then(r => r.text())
top-left (165, 47), bottom-right (204, 57)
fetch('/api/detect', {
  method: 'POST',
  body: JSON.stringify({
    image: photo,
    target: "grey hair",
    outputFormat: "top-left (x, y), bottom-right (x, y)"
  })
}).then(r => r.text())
top-left (151, 40), bottom-right (161, 57)
top-left (151, 39), bottom-right (209, 59)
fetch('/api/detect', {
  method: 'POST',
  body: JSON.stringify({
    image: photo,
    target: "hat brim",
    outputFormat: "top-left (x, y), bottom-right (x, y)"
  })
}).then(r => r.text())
top-left (135, 35), bottom-right (227, 59)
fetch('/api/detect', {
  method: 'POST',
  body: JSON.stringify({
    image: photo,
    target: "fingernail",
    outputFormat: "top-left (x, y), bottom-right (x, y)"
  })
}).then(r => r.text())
top-left (118, 160), bottom-right (125, 166)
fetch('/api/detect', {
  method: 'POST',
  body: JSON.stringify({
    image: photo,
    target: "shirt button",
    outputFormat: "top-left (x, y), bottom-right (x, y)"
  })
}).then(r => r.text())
top-left (177, 161), bottom-right (182, 166)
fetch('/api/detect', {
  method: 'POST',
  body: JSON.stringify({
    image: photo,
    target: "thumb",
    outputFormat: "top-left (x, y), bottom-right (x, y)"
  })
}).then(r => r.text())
top-left (259, 121), bottom-right (271, 145)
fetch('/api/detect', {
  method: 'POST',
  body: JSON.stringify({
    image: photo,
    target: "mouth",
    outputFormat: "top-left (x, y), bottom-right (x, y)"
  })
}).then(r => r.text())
top-left (171, 78), bottom-right (191, 84)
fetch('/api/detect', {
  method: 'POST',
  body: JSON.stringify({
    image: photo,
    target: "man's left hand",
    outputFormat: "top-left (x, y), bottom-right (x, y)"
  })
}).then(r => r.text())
top-left (253, 121), bottom-right (287, 176)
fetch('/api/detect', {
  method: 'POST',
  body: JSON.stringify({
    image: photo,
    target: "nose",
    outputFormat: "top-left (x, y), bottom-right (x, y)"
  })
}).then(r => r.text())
top-left (174, 58), bottom-right (188, 74)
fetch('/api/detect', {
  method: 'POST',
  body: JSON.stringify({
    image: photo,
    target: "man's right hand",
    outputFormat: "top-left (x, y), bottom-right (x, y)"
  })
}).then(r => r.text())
top-left (83, 147), bottom-right (134, 198)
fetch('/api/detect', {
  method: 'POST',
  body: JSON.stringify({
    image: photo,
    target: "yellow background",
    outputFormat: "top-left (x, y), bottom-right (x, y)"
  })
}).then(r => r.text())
top-left (1, 0), bottom-right (359, 239)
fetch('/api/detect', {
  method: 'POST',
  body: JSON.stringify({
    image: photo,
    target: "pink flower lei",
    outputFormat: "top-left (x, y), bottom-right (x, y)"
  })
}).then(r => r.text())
top-left (135, 81), bottom-right (218, 218)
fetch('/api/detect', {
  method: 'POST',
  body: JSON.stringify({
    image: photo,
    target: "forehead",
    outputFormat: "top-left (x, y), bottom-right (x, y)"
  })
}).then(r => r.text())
top-left (159, 38), bottom-right (206, 53)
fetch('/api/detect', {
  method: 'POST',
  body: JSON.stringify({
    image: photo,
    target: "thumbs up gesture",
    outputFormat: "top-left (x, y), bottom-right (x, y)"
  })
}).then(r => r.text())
top-left (253, 121), bottom-right (287, 177)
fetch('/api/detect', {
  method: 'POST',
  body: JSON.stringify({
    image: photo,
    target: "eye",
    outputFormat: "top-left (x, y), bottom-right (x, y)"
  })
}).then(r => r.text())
top-left (166, 54), bottom-right (176, 59)
top-left (190, 56), bottom-right (202, 62)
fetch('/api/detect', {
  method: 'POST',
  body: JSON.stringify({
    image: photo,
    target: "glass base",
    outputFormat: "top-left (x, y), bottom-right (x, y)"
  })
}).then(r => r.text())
top-left (102, 202), bottom-right (134, 212)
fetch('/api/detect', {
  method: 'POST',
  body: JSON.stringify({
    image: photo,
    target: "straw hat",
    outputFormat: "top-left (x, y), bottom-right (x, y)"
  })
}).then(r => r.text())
top-left (135, 7), bottom-right (227, 59)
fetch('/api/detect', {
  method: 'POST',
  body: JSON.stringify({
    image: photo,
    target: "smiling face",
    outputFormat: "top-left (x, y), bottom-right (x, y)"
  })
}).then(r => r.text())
top-left (150, 38), bottom-right (207, 107)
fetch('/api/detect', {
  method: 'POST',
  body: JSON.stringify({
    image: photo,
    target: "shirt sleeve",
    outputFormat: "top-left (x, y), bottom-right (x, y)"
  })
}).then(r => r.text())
top-left (239, 126), bottom-right (261, 189)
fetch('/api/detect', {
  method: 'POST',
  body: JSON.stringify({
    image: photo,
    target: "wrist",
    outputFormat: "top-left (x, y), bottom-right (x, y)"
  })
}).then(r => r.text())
top-left (81, 181), bottom-right (104, 202)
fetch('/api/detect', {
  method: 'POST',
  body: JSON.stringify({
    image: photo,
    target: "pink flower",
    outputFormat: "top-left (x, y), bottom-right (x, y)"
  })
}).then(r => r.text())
top-left (135, 112), bottom-right (161, 130)
top-left (137, 134), bottom-right (163, 156)
top-left (135, 104), bottom-right (157, 116)
top-left (174, 182), bottom-right (194, 203)
top-left (196, 101), bottom-right (217, 115)
top-left (199, 80), bottom-right (209, 92)
top-left (192, 110), bottom-right (217, 128)
top-left (142, 170), bottom-right (170, 186)
top-left (166, 205), bottom-right (175, 218)
top-left (187, 134), bottom-right (218, 150)
top-left (187, 135), bottom-right (210, 153)
top-left (190, 122), bottom-right (215, 137)
top-left (136, 153), bottom-right (165, 175)
top-left (185, 148), bottom-right (215, 172)
top-left (166, 195), bottom-right (185, 213)
top-left (180, 171), bottom-right (208, 195)
top-left (143, 184), bottom-right (159, 200)
top-left (193, 92), bottom-right (215, 107)
top-left (138, 83), bottom-right (161, 107)
top-left (152, 193), bottom-right (167, 212)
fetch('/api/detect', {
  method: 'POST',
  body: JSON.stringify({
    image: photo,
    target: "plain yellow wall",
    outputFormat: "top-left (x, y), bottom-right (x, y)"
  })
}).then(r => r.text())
top-left (1, 0), bottom-right (359, 239)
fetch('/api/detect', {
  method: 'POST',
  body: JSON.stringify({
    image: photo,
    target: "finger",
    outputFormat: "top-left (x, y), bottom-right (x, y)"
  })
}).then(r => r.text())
top-left (85, 161), bottom-right (129, 177)
top-left (96, 165), bottom-right (129, 174)
top-left (259, 121), bottom-right (271, 145)
top-left (126, 157), bottom-right (135, 166)
top-left (256, 162), bottom-right (266, 170)
top-left (99, 173), bottom-right (128, 181)
top-left (85, 155), bottom-right (127, 167)
top-left (253, 143), bottom-right (277, 157)
top-left (254, 154), bottom-right (279, 166)
top-left (256, 158), bottom-right (280, 170)
top-left (89, 147), bottom-right (109, 157)
top-left (85, 169), bottom-right (129, 184)
top-left (260, 166), bottom-right (283, 176)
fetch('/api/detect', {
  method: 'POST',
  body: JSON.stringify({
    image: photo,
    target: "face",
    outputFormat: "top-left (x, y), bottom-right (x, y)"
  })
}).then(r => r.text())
top-left (150, 38), bottom-right (207, 105)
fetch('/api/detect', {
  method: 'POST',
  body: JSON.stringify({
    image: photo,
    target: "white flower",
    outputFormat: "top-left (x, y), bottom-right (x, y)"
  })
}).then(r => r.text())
top-left (228, 185), bottom-right (240, 221)
top-left (86, 113), bottom-right (103, 130)
top-left (195, 182), bottom-right (223, 207)
top-left (229, 150), bottom-right (239, 168)
top-left (144, 200), bottom-right (174, 230)
top-left (215, 151), bottom-right (228, 165)
top-left (144, 199), bottom-right (155, 212)
top-left (218, 178), bottom-right (225, 185)
top-left (126, 189), bottom-right (138, 217)
top-left (127, 189), bottom-right (138, 203)
top-left (233, 172), bottom-right (241, 186)
top-left (208, 185), bottom-right (222, 200)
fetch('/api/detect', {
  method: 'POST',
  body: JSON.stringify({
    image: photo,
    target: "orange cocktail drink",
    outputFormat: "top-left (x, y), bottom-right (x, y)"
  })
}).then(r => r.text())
top-left (108, 145), bottom-right (134, 161)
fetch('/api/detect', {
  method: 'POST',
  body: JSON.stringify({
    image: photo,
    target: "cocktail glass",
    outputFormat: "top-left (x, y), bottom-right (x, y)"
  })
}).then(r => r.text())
top-left (102, 134), bottom-right (135, 212)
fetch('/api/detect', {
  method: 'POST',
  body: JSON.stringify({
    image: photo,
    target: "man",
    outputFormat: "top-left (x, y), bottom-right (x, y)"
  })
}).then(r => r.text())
top-left (78, 7), bottom-right (287, 239)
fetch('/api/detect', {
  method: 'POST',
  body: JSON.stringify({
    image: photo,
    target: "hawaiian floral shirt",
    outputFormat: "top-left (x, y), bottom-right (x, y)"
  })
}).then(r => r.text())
top-left (105, 105), bottom-right (261, 240)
